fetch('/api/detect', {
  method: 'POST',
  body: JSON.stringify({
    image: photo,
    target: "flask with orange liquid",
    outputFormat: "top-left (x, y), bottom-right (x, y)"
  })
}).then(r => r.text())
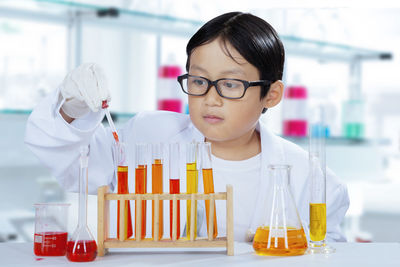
top-left (253, 165), bottom-right (307, 256)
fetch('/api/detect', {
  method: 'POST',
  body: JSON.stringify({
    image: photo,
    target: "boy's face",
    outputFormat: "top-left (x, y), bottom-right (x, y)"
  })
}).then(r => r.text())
top-left (188, 38), bottom-right (268, 143)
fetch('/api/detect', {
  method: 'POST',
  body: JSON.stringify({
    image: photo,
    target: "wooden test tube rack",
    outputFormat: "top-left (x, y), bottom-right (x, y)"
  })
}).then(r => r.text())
top-left (97, 184), bottom-right (234, 256)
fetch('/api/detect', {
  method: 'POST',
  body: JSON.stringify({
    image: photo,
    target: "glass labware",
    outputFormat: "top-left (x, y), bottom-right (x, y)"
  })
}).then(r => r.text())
top-left (135, 143), bottom-right (149, 239)
top-left (66, 146), bottom-right (97, 262)
top-left (186, 142), bottom-right (199, 239)
top-left (253, 165), bottom-right (308, 256)
top-left (114, 142), bottom-right (133, 239)
top-left (200, 142), bottom-right (218, 239)
top-left (169, 143), bottom-right (180, 240)
top-left (308, 105), bottom-right (335, 254)
top-left (151, 143), bottom-right (164, 240)
top-left (33, 203), bottom-right (70, 256)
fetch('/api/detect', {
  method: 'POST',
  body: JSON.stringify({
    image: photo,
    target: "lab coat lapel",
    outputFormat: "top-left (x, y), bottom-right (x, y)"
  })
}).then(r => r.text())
top-left (249, 120), bottom-right (286, 232)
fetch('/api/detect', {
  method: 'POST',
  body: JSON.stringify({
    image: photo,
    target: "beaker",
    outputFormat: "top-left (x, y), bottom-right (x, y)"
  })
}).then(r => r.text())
top-left (34, 203), bottom-right (70, 256)
top-left (253, 165), bottom-right (308, 256)
top-left (66, 145), bottom-right (97, 262)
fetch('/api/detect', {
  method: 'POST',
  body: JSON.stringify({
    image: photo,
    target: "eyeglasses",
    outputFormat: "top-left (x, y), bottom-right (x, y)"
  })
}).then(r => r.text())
top-left (177, 74), bottom-right (271, 99)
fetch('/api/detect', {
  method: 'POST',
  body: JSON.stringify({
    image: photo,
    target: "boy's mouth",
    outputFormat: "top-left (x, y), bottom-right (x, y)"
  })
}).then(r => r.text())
top-left (203, 114), bottom-right (223, 124)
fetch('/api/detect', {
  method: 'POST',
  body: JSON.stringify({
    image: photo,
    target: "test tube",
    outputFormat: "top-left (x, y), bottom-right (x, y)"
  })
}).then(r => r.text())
top-left (135, 143), bottom-right (148, 240)
top-left (151, 143), bottom-right (164, 240)
top-left (201, 142), bottom-right (218, 239)
top-left (308, 106), bottom-right (335, 254)
top-left (169, 143), bottom-right (180, 240)
top-left (186, 142), bottom-right (198, 239)
top-left (115, 142), bottom-right (133, 240)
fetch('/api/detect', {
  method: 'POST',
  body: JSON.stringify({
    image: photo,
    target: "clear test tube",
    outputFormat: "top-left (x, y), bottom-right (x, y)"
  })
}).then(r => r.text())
top-left (186, 142), bottom-right (198, 239)
top-left (135, 143), bottom-right (148, 240)
top-left (114, 142), bottom-right (133, 240)
top-left (308, 106), bottom-right (335, 254)
top-left (169, 143), bottom-right (180, 240)
top-left (201, 142), bottom-right (218, 239)
top-left (151, 143), bottom-right (164, 240)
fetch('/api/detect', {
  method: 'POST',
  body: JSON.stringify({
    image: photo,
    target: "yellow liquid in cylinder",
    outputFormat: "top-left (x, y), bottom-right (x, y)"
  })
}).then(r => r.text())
top-left (309, 203), bottom-right (326, 241)
top-left (186, 163), bottom-right (198, 239)
top-left (253, 226), bottom-right (308, 256)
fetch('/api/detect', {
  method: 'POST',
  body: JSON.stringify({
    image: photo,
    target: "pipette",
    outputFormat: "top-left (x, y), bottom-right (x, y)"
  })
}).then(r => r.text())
top-left (102, 100), bottom-right (119, 143)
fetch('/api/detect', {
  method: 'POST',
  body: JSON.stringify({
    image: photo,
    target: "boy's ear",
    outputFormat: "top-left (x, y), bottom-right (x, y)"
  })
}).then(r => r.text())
top-left (263, 80), bottom-right (284, 109)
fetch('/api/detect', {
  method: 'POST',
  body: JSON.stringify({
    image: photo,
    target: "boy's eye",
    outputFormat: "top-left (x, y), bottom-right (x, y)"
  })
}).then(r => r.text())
top-left (221, 80), bottom-right (240, 89)
top-left (191, 78), bottom-right (206, 86)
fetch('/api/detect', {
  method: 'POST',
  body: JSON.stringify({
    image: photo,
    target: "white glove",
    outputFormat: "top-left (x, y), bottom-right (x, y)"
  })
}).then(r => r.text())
top-left (60, 63), bottom-right (110, 119)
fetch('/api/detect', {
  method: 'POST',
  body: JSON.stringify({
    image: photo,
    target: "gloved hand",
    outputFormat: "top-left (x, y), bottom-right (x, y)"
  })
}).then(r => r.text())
top-left (60, 63), bottom-right (110, 119)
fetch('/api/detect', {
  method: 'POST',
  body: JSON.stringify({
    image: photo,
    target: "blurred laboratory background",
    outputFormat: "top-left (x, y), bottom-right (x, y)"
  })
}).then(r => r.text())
top-left (1, 0), bottom-right (400, 244)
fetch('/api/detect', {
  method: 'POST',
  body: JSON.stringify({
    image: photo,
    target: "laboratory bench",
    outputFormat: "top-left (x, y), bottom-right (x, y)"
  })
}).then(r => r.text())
top-left (1, 242), bottom-right (399, 266)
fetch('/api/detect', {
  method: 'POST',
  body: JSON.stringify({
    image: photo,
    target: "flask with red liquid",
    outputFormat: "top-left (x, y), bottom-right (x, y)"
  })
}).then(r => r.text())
top-left (157, 60), bottom-right (183, 113)
top-left (66, 145), bottom-right (97, 262)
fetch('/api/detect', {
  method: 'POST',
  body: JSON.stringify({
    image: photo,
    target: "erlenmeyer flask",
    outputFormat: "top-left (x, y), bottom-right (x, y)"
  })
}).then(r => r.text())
top-left (66, 146), bottom-right (97, 262)
top-left (253, 165), bottom-right (307, 256)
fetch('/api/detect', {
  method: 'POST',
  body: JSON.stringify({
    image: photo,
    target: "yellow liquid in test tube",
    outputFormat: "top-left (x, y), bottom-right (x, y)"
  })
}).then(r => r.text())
top-left (186, 162), bottom-right (198, 239)
top-left (309, 203), bottom-right (326, 241)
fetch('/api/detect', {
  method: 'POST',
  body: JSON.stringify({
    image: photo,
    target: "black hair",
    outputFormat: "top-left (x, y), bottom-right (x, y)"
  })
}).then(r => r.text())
top-left (185, 12), bottom-right (285, 113)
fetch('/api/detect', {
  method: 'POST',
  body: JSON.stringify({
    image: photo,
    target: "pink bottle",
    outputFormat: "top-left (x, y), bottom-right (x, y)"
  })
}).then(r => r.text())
top-left (157, 65), bottom-right (183, 113)
top-left (282, 85), bottom-right (308, 137)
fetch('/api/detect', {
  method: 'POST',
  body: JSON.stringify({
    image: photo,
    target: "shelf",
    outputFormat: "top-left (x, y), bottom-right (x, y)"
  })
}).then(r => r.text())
top-left (0, 0), bottom-right (393, 61)
top-left (284, 136), bottom-right (391, 146)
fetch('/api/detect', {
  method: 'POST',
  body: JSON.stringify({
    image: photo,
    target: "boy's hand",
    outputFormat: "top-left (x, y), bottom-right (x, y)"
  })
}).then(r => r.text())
top-left (60, 63), bottom-right (111, 119)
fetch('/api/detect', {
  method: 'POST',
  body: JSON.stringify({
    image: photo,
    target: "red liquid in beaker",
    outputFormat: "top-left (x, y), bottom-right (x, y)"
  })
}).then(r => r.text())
top-left (66, 240), bottom-right (97, 262)
top-left (34, 232), bottom-right (68, 256)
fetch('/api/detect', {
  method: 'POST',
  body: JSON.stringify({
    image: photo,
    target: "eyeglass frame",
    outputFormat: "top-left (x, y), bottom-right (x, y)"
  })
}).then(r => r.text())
top-left (177, 73), bottom-right (272, 100)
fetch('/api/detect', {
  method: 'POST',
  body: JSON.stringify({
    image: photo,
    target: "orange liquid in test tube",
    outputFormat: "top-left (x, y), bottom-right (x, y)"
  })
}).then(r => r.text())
top-left (152, 159), bottom-right (163, 240)
top-left (117, 166), bottom-right (133, 239)
top-left (203, 168), bottom-right (218, 238)
top-left (169, 179), bottom-right (180, 239)
top-left (135, 165), bottom-right (147, 239)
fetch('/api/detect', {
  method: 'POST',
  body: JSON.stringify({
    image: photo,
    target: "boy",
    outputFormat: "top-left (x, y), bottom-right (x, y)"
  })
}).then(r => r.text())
top-left (25, 12), bottom-right (349, 242)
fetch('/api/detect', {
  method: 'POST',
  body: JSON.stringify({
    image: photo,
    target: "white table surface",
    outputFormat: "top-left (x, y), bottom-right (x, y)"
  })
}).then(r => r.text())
top-left (1, 242), bottom-right (400, 266)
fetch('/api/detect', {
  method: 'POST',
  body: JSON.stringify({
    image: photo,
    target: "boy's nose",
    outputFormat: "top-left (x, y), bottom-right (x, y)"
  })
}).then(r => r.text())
top-left (203, 85), bottom-right (223, 106)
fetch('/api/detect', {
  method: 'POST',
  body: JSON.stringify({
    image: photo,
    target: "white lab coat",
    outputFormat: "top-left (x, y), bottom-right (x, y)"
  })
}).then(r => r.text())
top-left (25, 88), bottom-right (349, 242)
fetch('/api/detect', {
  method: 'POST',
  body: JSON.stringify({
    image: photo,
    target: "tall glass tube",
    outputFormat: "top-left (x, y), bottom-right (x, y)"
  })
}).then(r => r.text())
top-left (169, 143), bottom-right (180, 240)
top-left (201, 142), bottom-right (218, 239)
top-left (151, 143), bottom-right (164, 240)
top-left (135, 143), bottom-right (148, 240)
top-left (308, 106), bottom-right (335, 254)
top-left (115, 142), bottom-right (133, 240)
top-left (186, 142), bottom-right (198, 239)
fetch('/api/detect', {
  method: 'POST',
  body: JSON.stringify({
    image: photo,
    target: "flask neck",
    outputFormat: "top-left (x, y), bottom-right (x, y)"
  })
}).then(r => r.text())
top-left (269, 165), bottom-right (291, 187)
top-left (78, 165), bottom-right (88, 227)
